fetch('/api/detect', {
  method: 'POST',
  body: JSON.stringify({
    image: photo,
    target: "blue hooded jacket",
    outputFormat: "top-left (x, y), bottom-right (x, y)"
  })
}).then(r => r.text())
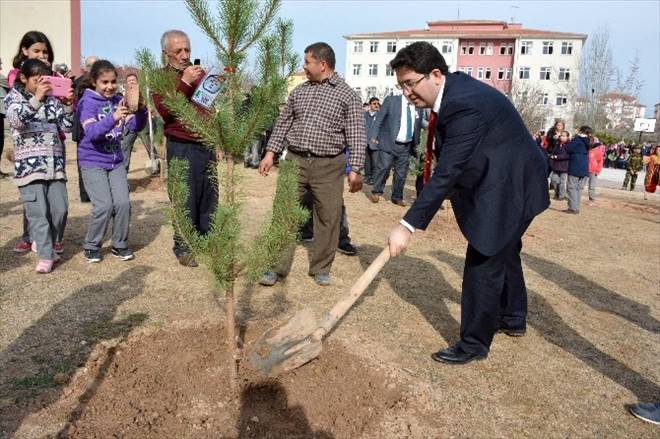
top-left (565, 135), bottom-right (590, 177)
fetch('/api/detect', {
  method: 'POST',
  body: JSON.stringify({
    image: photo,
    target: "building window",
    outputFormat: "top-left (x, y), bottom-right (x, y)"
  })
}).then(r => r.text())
top-left (354, 87), bottom-right (361, 97)
top-left (542, 93), bottom-right (549, 105)
top-left (556, 94), bottom-right (568, 106)
top-left (442, 41), bottom-right (453, 54)
top-left (460, 44), bottom-right (467, 55)
top-left (468, 43), bottom-right (475, 55)
top-left (542, 41), bottom-right (554, 55)
top-left (561, 41), bottom-right (573, 55)
top-left (477, 67), bottom-right (484, 79)
top-left (497, 68), bottom-right (505, 80)
top-left (352, 64), bottom-right (362, 76)
top-left (368, 64), bottom-right (378, 76)
top-left (366, 86), bottom-right (377, 98)
top-left (521, 41), bottom-right (532, 55)
top-left (466, 67), bottom-right (473, 77)
top-left (519, 67), bottom-right (530, 79)
top-left (479, 44), bottom-right (486, 55)
top-left (559, 68), bottom-right (571, 81)
top-left (384, 87), bottom-right (394, 96)
top-left (540, 67), bottom-right (551, 80)
top-left (486, 43), bottom-right (493, 55)
top-left (485, 67), bottom-right (492, 79)
top-left (505, 68), bottom-right (512, 80)
top-left (385, 65), bottom-right (394, 76)
top-left (369, 41), bottom-right (379, 53)
top-left (499, 44), bottom-right (513, 55)
top-left (386, 41), bottom-right (396, 53)
top-left (353, 41), bottom-right (363, 53)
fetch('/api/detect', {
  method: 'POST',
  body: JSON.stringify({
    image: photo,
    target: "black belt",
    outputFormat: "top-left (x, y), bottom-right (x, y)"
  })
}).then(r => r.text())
top-left (288, 149), bottom-right (343, 158)
top-left (395, 140), bottom-right (413, 145)
top-left (167, 135), bottom-right (204, 146)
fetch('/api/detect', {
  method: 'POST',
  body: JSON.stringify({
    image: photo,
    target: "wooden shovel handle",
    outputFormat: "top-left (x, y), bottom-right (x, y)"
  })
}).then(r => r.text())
top-left (317, 247), bottom-right (391, 335)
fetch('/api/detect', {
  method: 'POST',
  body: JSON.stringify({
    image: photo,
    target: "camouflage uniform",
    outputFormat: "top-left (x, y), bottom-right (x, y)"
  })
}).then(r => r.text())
top-left (622, 152), bottom-right (643, 191)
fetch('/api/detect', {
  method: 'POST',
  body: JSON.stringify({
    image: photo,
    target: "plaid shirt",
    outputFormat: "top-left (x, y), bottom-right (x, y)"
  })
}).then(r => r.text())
top-left (267, 73), bottom-right (366, 169)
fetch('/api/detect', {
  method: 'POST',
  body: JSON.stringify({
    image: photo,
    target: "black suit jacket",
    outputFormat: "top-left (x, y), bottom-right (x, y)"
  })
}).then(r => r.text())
top-left (403, 72), bottom-right (549, 256)
top-left (368, 94), bottom-right (423, 154)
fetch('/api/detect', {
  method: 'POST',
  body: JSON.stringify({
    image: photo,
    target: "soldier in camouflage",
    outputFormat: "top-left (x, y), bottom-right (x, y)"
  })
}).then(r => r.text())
top-left (622, 146), bottom-right (643, 191)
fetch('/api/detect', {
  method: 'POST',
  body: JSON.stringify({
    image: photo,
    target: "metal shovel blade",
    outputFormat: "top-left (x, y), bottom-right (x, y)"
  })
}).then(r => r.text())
top-left (249, 308), bottom-right (324, 375)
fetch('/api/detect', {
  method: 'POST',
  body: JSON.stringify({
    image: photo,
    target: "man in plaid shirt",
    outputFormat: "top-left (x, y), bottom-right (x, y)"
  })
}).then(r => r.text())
top-left (258, 42), bottom-right (366, 286)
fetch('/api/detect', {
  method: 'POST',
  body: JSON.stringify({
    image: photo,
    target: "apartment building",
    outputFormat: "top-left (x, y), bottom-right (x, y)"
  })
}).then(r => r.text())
top-left (344, 20), bottom-right (586, 128)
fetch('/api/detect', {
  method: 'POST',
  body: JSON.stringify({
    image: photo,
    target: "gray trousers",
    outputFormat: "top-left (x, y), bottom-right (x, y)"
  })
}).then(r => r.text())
top-left (18, 180), bottom-right (68, 260)
top-left (549, 171), bottom-right (567, 199)
top-left (567, 175), bottom-right (588, 212)
top-left (372, 142), bottom-right (412, 202)
top-left (588, 172), bottom-right (598, 201)
top-left (81, 166), bottom-right (130, 250)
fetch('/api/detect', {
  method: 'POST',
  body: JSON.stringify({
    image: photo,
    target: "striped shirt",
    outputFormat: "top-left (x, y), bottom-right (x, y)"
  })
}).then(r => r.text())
top-left (266, 73), bottom-right (366, 169)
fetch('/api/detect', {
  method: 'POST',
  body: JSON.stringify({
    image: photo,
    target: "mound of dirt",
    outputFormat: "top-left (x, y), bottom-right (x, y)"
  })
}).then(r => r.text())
top-left (48, 324), bottom-right (405, 438)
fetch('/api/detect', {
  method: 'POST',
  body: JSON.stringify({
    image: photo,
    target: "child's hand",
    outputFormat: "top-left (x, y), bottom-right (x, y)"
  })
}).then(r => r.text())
top-left (34, 77), bottom-right (52, 102)
top-left (58, 88), bottom-right (75, 106)
top-left (113, 100), bottom-right (130, 122)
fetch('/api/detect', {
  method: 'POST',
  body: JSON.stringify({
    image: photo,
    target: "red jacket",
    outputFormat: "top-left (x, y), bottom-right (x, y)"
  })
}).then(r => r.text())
top-left (589, 145), bottom-right (605, 175)
top-left (152, 68), bottom-right (206, 143)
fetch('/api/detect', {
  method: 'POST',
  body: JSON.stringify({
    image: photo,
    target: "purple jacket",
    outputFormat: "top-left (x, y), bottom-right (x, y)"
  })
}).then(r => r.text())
top-left (77, 89), bottom-right (147, 169)
top-left (549, 142), bottom-right (569, 173)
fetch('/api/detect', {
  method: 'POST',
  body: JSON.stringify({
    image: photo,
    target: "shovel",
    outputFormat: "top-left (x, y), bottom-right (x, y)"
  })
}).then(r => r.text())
top-left (249, 247), bottom-right (391, 375)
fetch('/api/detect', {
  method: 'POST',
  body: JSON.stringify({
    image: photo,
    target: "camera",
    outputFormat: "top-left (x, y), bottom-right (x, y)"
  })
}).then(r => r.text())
top-left (54, 63), bottom-right (69, 75)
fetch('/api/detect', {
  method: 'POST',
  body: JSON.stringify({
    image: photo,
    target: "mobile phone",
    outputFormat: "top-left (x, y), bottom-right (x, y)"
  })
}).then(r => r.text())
top-left (42, 75), bottom-right (72, 97)
top-left (193, 59), bottom-right (201, 66)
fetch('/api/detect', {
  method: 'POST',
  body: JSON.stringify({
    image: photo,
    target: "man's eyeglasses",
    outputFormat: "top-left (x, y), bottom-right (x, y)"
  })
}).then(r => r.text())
top-left (395, 75), bottom-right (427, 91)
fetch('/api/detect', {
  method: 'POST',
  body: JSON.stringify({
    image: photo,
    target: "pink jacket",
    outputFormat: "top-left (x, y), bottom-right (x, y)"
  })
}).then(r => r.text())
top-left (589, 145), bottom-right (605, 175)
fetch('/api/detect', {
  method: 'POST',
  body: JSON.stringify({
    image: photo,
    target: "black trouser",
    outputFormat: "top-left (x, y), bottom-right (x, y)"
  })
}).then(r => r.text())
top-left (364, 147), bottom-right (378, 181)
top-left (457, 220), bottom-right (532, 356)
top-left (166, 138), bottom-right (218, 256)
top-left (0, 115), bottom-right (5, 163)
top-left (299, 189), bottom-right (350, 246)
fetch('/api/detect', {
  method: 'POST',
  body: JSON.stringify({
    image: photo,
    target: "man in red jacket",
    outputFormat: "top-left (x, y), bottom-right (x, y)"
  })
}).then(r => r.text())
top-left (153, 29), bottom-right (217, 267)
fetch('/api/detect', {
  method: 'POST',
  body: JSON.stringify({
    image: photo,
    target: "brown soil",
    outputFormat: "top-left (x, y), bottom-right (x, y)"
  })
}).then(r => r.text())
top-left (1, 143), bottom-right (659, 438)
top-left (36, 324), bottom-right (403, 439)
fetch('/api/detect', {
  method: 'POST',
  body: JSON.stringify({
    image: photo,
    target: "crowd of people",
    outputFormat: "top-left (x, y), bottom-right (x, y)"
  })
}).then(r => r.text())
top-left (534, 121), bottom-right (660, 204)
top-left (1, 27), bottom-right (659, 426)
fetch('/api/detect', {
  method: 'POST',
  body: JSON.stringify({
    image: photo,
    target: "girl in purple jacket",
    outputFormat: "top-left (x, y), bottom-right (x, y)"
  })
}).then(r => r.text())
top-left (77, 60), bottom-right (146, 263)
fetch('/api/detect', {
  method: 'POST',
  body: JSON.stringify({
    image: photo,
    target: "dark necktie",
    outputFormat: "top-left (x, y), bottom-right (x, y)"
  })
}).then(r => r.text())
top-left (423, 111), bottom-right (437, 184)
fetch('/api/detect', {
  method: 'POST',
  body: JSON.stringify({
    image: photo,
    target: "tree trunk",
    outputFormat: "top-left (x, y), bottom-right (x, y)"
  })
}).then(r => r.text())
top-left (225, 281), bottom-right (238, 389)
top-left (225, 156), bottom-right (238, 389)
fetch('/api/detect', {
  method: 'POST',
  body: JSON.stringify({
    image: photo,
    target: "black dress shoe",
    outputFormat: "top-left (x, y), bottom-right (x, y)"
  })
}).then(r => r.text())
top-left (497, 327), bottom-right (526, 337)
top-left (431, 344), bottom-right (487, 365)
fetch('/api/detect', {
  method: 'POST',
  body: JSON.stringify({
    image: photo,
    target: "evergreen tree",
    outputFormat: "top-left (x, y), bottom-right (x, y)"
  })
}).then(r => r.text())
top-left (136, 0), bottom-right (308, 385)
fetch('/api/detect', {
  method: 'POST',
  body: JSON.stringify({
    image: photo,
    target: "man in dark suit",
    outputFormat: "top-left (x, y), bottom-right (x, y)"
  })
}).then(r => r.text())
top-left (368, 94), bottom-right (423, 206)
top-left (387, 42), bottom-right (549, 365)
top-left (363, 97), bottom-right (380, 185)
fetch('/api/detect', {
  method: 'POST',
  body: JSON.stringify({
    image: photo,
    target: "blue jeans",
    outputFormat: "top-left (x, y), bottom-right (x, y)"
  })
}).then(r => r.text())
top-left (371, 142), bottom-right (412, 202)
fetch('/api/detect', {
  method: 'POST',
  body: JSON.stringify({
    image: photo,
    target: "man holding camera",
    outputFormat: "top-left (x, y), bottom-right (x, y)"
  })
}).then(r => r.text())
top-left (153, 29), bottom-right (217, 267)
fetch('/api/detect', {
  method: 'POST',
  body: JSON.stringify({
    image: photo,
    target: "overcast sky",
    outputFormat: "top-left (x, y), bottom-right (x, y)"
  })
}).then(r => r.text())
top-left (82, 0), bottom-right (659, 113)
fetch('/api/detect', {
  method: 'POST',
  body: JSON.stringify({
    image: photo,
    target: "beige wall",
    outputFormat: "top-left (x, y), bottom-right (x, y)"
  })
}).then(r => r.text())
top-left (0, 0), bottom-right (73, 74)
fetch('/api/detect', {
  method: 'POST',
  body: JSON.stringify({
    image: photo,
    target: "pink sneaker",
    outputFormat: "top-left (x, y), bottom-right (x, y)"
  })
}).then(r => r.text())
top-left (53, 242), bottom-right (64, 254)
top-left (13, 241), bottom-right (31, 253)
top-left (35, 259), bottom-right (54, 274)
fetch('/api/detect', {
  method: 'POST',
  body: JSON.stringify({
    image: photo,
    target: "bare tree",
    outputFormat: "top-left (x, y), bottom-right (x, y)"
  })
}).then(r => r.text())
top-left (616, 51), bottom-right (644, 99)
top-left (509, 81), bottom-right (546, 132)
top-left (577, 26), bottom-right (617, 129)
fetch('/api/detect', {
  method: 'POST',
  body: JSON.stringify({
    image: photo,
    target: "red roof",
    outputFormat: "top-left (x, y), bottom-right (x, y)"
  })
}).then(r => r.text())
top-left (344, 20), bottom-right (586, 40)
